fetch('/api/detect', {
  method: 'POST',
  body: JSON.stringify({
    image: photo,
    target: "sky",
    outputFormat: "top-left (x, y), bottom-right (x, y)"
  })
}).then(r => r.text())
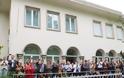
top-left (85, 0), bottom-right (124, 14)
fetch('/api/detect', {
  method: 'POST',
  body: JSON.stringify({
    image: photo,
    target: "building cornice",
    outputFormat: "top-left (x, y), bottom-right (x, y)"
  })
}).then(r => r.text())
top-left (45, 0), bottom-right (124, 21)
top-left (71, 0), bottom-right (121, 16)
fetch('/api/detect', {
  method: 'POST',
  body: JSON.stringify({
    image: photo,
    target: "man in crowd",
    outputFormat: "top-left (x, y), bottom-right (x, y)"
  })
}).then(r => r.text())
top-left (8, 55), bottom-right (17, 77)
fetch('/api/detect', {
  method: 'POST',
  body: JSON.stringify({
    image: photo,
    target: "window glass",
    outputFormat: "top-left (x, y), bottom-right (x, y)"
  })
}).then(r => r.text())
top-left (106, 24), bottom-right (114, 38)
top-left (93, 21), bottom-right (102, 36)
top-left (25, 7), bottom-right (40, 27)
top-left (33, 10), bottom-right (39, 26)
top-left (47, 11), bottom-right (59, 30)
top-left (26, 9), bottom-right (32, 25)
top-left (66, 15), bottom-right (77, 33)
top-left (117, 27), bottom-right (123, 40)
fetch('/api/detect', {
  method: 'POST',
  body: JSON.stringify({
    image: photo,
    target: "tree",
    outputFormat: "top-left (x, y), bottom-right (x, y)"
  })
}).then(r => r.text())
top-left (0, 44), bottom-right (3, 54)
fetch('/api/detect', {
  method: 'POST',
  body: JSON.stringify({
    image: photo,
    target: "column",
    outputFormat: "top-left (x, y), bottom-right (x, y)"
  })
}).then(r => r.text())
top-left (41, 55), bottom-right (47, 64)
top-left (61, 55), bottom-right (66, 64)
top-left (79, 56), bottom-right (84, 64)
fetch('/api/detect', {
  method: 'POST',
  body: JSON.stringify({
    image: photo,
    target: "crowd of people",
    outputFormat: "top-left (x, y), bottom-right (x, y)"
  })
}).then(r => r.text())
top-left (0, 54), bottom-right (124, 78)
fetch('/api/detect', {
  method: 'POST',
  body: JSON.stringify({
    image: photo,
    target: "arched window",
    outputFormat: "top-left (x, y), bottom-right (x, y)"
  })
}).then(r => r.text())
top-left (24, 44), bottom-right (41, 62)
top-left (108, 50), bottom-right (117, 61)
top-left (66, 47), bottom-right (80, 63)
top-left (47, 46), bottom-right (61, 63)
top-left (95, 49), bottom-right (105, 63)
top-left (96, 49), bottom-right (104, 56)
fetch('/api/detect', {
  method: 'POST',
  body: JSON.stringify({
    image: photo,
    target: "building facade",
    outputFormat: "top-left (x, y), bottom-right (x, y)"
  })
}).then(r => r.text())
top-left (0, 0), bottom-right (124, 63)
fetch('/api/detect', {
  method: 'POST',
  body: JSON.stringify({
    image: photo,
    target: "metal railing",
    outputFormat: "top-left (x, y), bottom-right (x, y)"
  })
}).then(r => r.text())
top-left (12, 71), bottom-right (123, 78)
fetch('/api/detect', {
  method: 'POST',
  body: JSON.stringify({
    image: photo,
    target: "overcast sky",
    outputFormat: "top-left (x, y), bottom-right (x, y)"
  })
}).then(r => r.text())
top-left (85, 0), bottom-right (124, 14)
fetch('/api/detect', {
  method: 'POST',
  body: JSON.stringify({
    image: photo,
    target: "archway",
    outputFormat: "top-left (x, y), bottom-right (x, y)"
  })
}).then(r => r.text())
top-left (24, 44), bottom-right (41, 62)
top-left (66, 47), bottom-right (79, 63)
top-left (108, 50), bottom-right (116, 61)
top-left (47, 45), bottom-right (61, 64)
top-left (95, 49), bottom-right (105, 63)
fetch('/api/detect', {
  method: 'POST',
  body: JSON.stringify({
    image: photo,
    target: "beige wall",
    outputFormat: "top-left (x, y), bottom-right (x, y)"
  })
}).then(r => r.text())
top-left (0, 12), bottom-right (9, 58)
top-left (9, 0), bottom-right (124, 59)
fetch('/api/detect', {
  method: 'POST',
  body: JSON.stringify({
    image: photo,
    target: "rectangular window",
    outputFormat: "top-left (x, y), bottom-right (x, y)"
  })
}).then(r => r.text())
top-left (25, 6), bottom-right (40, 28)
top-left (106, 23), bottom-right (114, 39)
top-left (117, 26), bottom-right (123, 40)
top-left (66, 15), bottom-right (77, 33)
top-left (93, 20), bottom-right (102, 37)
top-left (47, 11), bottom-right (60, 31)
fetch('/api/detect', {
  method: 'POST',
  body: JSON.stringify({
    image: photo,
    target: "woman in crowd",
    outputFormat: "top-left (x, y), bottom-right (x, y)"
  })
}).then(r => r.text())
top-left (58, 64), bottom-right (63, 77)
top-left (90, 61), bottom-right (97, 75)
top-left (45, 60), bottom-right (52, 78)
top-left (103, 60), bottom-right (109, 74)
top-left (24, 60), bottom-right (35, 78)
top-left (16, 62), bottom-right (24, 78)
top-left (1, 54), bottom-right (124, 78)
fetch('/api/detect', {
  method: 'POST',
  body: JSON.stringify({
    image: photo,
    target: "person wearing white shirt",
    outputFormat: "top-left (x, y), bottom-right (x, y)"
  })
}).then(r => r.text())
top-left (73, 62), bottom-right (81, 76)
top-left (66, 61), bottom-right (72, 77)
top-left (96, 60), bottom-right (103, 74)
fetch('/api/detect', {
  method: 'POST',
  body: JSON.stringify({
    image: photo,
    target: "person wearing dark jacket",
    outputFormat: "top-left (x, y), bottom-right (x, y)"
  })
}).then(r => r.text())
top-left (8, 55), bottom-right (17, 77)
top-left (51, 62), bottom-right (59, 78)
top-left (38, 60), bottom-right (46, 78)
top-left (83, 60), bottom-right (90, 75)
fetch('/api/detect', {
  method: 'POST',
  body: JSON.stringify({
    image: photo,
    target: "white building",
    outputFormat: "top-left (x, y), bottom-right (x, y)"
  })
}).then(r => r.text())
top-left (0, 0), bottom-right (124, 63)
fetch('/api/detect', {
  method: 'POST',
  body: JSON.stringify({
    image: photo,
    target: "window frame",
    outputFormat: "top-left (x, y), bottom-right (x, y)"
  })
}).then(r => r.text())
top-left (116, 26), bottom-right (123, 40)
top-left (65, 14), bottom-right (78, 34)
top-left (47, 10), bottom-right (60, 31)
top-left (105, 23), bottom-right (114, 39)
top-left (93, 20), bottom-right (103, 37)
top-left (24, 6), bottom-right (40, 29)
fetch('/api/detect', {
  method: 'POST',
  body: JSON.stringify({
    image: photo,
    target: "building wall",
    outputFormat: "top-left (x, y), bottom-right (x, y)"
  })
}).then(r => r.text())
top-left (9, 0), bottom-right (124, 59)
top-left (0, 12), bottom-right (9, 58)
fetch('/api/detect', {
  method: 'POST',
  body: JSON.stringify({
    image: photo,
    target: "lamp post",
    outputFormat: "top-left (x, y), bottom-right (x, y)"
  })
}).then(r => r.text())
top-left (0, 44), bottom-right (3, 55)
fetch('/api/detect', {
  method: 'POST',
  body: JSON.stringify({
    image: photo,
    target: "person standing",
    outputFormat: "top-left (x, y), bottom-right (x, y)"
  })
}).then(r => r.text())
top-left (0, 58), bottom-right (3, 77)
top-left (8, 55), bottom-right (17, 77)
top-left (0, 57), bottom-right (8, 77)
top-left (96, 60), bottom-right (103, 74)
top-left (16, 62), bottom-right (24, 78)
top-left (33, 59), bottom-right (39, 78)
top-left (72, 61), bottom-right (81, 76)
top-left (83, 60), bottom-right (90, 75)
top-left (38, 60), bottom-right (46, 78)
top-left (65, 61), bottom-right (72, 77)
top-left (24, 60), bottom-right (35, 78)
top-left (45, 60), bottom-right (52, 78)
top-left (51, 62), bottom-right (59, 78)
